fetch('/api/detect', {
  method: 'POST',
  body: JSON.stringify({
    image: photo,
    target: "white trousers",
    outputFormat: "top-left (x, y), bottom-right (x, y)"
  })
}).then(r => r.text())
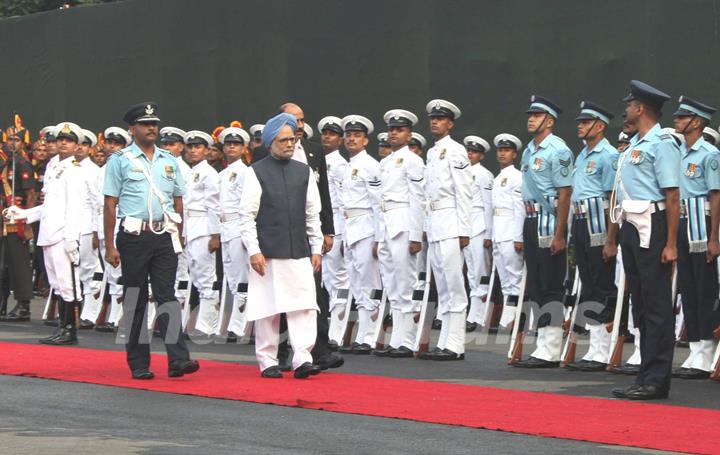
top-left (222, 237), bottom-right (249, 335)
top-left (322, 233), bottom-right (349, 312)
top-left (78, 233), bottom-right (102, 296)
top-left (345, 236), bottom-right (381, 311)
top-left (175, 250), bottom-right (190, 303)
top-left (378, 231), bottom-right (418, 313)
top-left (463, 233), bottom-right (491, 298)
top-left (186, 236), bottom-right (219, 335)
top-left (492, 240), bottom-right (523, 296)
top-left (429, 238), bottom-right (468, 314)
top-left (254, 309), bottom-right (317, 371)
top-left (43, 241), bottom-right (81, 302)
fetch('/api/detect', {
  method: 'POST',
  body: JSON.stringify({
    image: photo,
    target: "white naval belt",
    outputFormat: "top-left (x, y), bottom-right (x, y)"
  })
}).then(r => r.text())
top-left (186, 210), bottom-right (208, 218)
top-left (493, 208), bottom-right (513, 217)
top-left (221, 212), bottom-right (240, 222)
top-left (572, 198), bottom-right (609, 216)
top-left (344, 208), bottom-right (373, 219)
top-left (430, 198), bottom-right (456, 211)
top-left (380, 200), bottom-right (409, 212)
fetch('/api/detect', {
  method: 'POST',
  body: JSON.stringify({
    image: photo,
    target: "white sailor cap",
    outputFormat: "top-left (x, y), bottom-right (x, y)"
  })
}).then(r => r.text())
top-left (318, 116), bottom-right (344, 135)
top-left (463, 135), bottom-right (490, 152)
top-left (249, 124), bottom-right (264, 140)
top-left (303, 123), bottom-right (314, 139)
top-left (52, 122), bottom-right (84, 144)
top-left (104, 126), bottom-right (131, 145)
top-left (426, 99), bottom-right (462, 120)
top-left (493, 133), bottom-right (522, 150)
top-left (159, 127), bottom-right (186, 144)
top-left (662, 127), bottom-right (685, 146)
top-left (409, 132), bottom-right (426, 148)
top-left (377, 132), bottom-right (390, 146)
top-left (219, 127), bottom-right (250, 145)
top-left (40, 125), bottom-right (56, 141)
top-left (81, 129), bottom-right (98, 147)
top-left (618, 132), bottom-right (631, 144)
top-left (183, 130), bottom-right (214, 146)
top-left (702, 126), bottom-right (720, 146)
top-left (342, 115), bottom-right (374, 134)
top-left (383, 109), bottom-right (418, 128)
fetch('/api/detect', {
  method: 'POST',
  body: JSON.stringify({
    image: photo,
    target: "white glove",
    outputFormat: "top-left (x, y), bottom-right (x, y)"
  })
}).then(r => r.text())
top-left (3, 205), bottom-right (27, 221)
top-left (64, 239), bottom-right (80, 265)
top-left (499, 305), bottom-right (516, 329)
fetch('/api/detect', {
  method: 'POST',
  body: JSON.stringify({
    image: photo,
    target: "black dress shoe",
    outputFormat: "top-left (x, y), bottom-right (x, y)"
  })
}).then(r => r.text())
top-left (168, 359), bottom-right (200, 378)
top-left (372, 345), bottom-right (395, 357)
top-left (624, 385), bottom-right (669, 400)
top-left (466, 321), bottom-right (478, 332)
top-left (132, 369), bottom-right (155, 380)
top-left (314, 352), bottom-right (344, 370)
top-left (79, 319), bottom-right (95, 330)
top-left (417, 347), bottom-right (444, 360)
top-left (328, 340), bottom-right (340, 352)
top-left (428, 349), bottom-right (465, 361)
top-left (611, 384), bottom-right (640, 398)
top-left (567, 360), bottom-right (606, 372)
top-left (351, 343), bottom-right (372, 355)
top-left (39, 327), bottom-right (78, 345)
top-left (431, 318), bottom-right (442, 330)
top-left (674, 368), bottom-right (710, 380)
top-left (43, 319), bottom-right (59, 327)
top-left (513, 356), bottom-right (559, 368)
top-left (294, 362), bottom-right (321, 379)
top-left (339, 343), bottom-right (355, 353)
top-left (226, 331), bottom-right (238, 343)
top-left (95, 322), bottom-right (116, 333)
top-left (609, 363), bottom-right (640, 375)
top-left (261, 366), bottom-right (283, 378)
top-left (564, 359), bottom-right (589, 370)
top-left (388, 346), bottom-right (415, 358)
top-left (278, 358), bottom-right (293, 372)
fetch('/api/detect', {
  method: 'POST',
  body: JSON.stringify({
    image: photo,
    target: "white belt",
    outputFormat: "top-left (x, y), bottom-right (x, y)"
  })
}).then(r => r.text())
top-left (186, 210), bottom-right (208, 218)
top-left (493, 208), bottom-right (513, 217)
top-left (430, 199), bottom-right (456, 211)
top-left (649, 201), bottom-right (666, 213)
top-left (381, 201), bottom-right (409, 212)
top-left (221, 213), bottom-right (240, 222)
top-left (344, 208), bottom-right (373, 219)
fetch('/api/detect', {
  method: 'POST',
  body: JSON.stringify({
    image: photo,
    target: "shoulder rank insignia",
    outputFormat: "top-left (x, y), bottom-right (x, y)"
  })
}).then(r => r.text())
top-left (558, 157), bottom-right (571, 168)
top-left (630, 149), bottom-right (643, 164)
top-left (165, 165), bottom-right (175, 179)
top-left (229, 171), bottom-right (237, 182)
top-left (439, 149), bottom-right (446, 160)
top-left (351, 168), bottom-right (359, 180)
top-left (532, 158), bottom-right (543, 170)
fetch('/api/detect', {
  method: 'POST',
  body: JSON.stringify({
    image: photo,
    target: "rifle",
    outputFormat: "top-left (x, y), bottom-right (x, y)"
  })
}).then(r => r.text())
top-left (607, 250), bottom-right (627, 371)
top-left (561, 269), bottom-right (582, 367)
top-left (507, 262), bottom-right (528, 364)
top-left (480, 262), bottom-right (497, 330)
top-left (371, 288), bottom-right (389, 349)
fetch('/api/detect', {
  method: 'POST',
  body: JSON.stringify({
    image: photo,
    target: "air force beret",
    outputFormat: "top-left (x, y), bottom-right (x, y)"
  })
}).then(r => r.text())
top-left (493, 133), bottom-right (522, 151)
top-left (218, 127), bottom-right (250, 145)
top-left (52, 122), bottom-right (84, 144)
top-left (183, 130), bottom-right (213, 147)
top-left (526, 95), bottom-right (562, 118)
top-left (463, 135), bottom-right (490, 153)
top-left (159, 127), bottom-right (186, 144)
top-left (622, 80), bottom-right (671, 111)
top-left (383, 109), bottom-right (418, 128)
top-left (673, 96), bottom-right (717, 120)
top-left (575, 101), bottom-right (614, 124)
top-left (123, 102), bottom-right (160, 125)
top-left (342, 115), bottom-right (374, 134)
top-left (318, 116), bottom-right (344, 135)
top-left (104, 126), bottom-right (131, 146)
top-left (426, 99), bottom-right (462, 120)
top-left (81, 129), bottom-right (98, 147)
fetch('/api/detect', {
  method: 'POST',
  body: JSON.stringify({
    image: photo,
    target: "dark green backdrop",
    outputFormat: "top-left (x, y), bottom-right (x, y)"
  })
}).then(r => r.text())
top-left (1, 0), bottom-right (719, 168)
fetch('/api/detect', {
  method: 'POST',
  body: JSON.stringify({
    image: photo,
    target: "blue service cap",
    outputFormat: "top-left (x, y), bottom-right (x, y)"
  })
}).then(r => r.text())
top-left (575, 101), bottom-right (614, 124)
top-left (673, 96), bottom-right (717, 120)
top-left (526, 95), bottom-right (562, 118)
top-left (622, 80), bottom-right (671, 111)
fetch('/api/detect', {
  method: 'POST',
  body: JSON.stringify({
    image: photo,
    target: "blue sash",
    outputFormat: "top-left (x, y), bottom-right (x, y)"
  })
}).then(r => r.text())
top-left (683, 196), bottom-right (708, 253)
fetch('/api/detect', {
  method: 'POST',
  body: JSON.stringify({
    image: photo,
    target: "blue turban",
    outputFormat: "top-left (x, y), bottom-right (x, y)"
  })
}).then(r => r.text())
top-left (262, 113), bottom-right (297, 149)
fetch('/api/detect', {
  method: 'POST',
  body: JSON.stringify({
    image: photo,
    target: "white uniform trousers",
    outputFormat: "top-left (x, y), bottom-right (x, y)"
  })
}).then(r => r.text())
top-left (429, 238), bottom-right (468, 354)
top-left (97, 239), bottom-right (124, 325)
top-left (78, 233), bottom-right (104, 322)
top-left (464, 233), bottom-right (491, 324)
top-left (322, 233), bottom-right (350, 313)
top-left (175, 251), bottom-right (190, 303)
top-left (255, 309), bottom-right (317, 371)
top-left (378, 231), bottom-right (419, 313)
top-left (186, 235), bottom-right (219, 335)
top-left (345, 236), bottom-right (381, 312)
top-left (221, 237), bottom-right (249, 335)
top-left (492, 240), bottom-right (523, 296)
top-left (43, 241), bottom-right (81, 302)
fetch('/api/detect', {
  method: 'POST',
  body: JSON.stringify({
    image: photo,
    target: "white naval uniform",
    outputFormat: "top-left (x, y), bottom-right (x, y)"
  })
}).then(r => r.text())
top-left (377, 146), bottom-right (425, 349)
top-left (239, 166), bottom-right (323, 371)
top-left (323, 150), bottom-right (350, 316)
top-left (174, 158), bottom-right (192, 318)
top-left (464, 162), bottom-right (494, 325)
top-left (25, 156), bottom-right (83, 301)
top-left (76, 157), bottom-right (104, 322)
top-left (218, 159), bottom-right (250, 336)
top-left (183, 160), bottom-right (221, 335)
top-left (338, 150), bottom-right (383, 346)
top-left (425, 135), bottom-right (473, 354)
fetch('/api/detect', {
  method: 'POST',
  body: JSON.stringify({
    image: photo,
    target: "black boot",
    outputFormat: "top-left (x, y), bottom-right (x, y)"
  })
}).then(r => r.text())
top-left (5, 300), bottom-right (31, 322)
top-left (39, 300), bottom-right (78, 345)
top-left (0, 295), bottom-right (7, 319)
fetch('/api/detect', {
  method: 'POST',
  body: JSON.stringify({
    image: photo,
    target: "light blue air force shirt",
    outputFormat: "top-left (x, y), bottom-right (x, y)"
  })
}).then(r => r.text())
top-left (618, 123), bottom-right (680, 202)
top-left (521, 133), bottom-right (574, 203)
top-left (103, 143), bottom-right (185, 222)
top-left (572, 137), bottom-right (619, 202)
top-left (679, 137), bottom-right (720, 199)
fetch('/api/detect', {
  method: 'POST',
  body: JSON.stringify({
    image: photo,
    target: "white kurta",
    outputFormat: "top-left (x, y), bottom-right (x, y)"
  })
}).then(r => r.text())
top-left (239, 165), bottom-right (323, 322)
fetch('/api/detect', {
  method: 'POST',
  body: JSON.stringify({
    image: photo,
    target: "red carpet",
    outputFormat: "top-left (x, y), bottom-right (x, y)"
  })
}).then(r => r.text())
top-left (1, 341), bottom-right (718, 455)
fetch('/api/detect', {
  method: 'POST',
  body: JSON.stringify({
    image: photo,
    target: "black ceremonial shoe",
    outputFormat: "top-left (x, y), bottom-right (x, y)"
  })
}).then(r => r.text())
top-left (611, 383), bottom-right (640, 399)
top-left (623, 385), bottom-right (669, 400)
top-left (168, 359), bottom-right (200, 378)
top-left (431, 349), bottom-right (465, 361)
top-left (513, 357), bottom-right (559, 368)
top-left (315, 352), bottom-right (344, 370)
top-left (388, 346), bottom-right (415, 358)
top-left (261, 366), bottom-right (283, 379)
top-left (79, 319), bottom-right (95, 330)
top-left (94, 322), bottom-right (116, 333)
top-left (610, 363), bottom-right (640, 375)
top-left (40, 327), bottom-right (78, 346)
top-left (418, 347), bottom-right (444, 360)
top-left (351, 343), bottom-right (373, 355)
top-left (132, 369), bottom-right (155, 380)
top-left (466, 321), bottom-right (478, 333)
top-left (674, 368), bottom-right (710, 380)
top-left (372, 345), bottom-right (395, 357)
top-left (294, 362), bottom-right (321, 379)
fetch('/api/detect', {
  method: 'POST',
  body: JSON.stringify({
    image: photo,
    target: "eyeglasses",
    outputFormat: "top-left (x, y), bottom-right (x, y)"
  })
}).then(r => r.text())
top-left (275, 136), bottom-right (297, 145)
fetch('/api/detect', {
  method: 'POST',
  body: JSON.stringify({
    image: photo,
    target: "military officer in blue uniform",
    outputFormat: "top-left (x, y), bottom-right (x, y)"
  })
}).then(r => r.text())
top-left (103, 102), bottom-right (199, 380)
top-left (671, 96), bottom-right (720, 379)
top-left (610, 81), bottom-right (680, 400)
top-left (515, 95), bottom-right (574, 368)
top-left (565, 102), bottom-right (619, 371)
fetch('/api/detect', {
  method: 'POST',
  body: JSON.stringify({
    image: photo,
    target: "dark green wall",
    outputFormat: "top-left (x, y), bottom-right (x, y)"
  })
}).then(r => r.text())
top-left (1, 0), bottom-right (719, 168)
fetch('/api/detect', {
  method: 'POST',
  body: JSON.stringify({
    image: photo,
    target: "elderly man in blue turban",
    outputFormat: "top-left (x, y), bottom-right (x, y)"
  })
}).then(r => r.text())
top-left (238, 113), bottom-right (324, 379)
